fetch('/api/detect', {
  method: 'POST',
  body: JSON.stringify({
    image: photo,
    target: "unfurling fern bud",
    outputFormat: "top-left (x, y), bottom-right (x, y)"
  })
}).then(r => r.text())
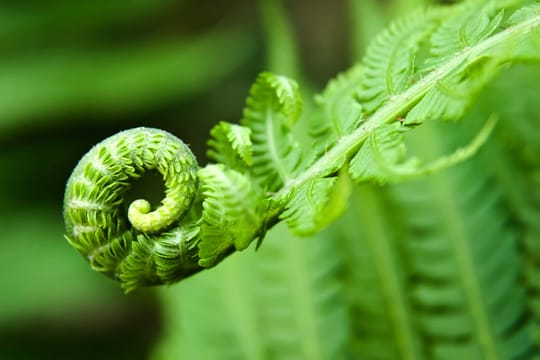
top-left (63, 127), bottom-right (202, 292)
top-left (62, 1), bottom-right (540, 293)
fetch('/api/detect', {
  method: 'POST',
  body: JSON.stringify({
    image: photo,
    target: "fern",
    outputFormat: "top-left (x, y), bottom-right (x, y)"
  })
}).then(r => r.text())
top-left (386, 123), bottom-right (536, 359)
top-left (468, 63), bottom-right (540, 350)
top-left (425, 1), bottom-right (505, 69)
top-left (198, 164), bottom-right (263, 267)
top-left (349, 115), bottom-right (497, 183)
top-left (310, 64), bottom-right (364, 157)
top-left (153, 224), bottom-right (349, 360)
top-left (63, 0), bottom-right (540, 295)
top-left (55, 1), bottom-right (540, 359)
top-left (240, 72), bottom-right (304, 191)
top-left (334, 186), bottom-right (423, 360)
top-left (207, 121), bottom-right (253, 171)
top-left (358, 8), bottom-right (438, 114)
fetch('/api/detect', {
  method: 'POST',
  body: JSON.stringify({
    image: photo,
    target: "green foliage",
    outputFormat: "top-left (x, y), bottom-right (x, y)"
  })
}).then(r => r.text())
top-left (63, 0), bottom-right (540, 290)
top-left (425, 1), bottom-right (504, 69)
top-left (153, 224), bottom-right (350, 360)
top-left (386, 127), bottom-right (535, 359)
top-left (240, 72), bottom-right (304, 191)
top-left (0, 26), bottom-right (256, 134)
top-left (198, 164), bottom-right (263, 267)
top-left (349, 116), bottom-right (497, 183)
top-left (310, 64), bottom-right (364, 157)
top-left (55, 0), bottom-right (540, 358)
top-left (280, 174), bottom-right (350, 236)
top-left (358, 8), bottom-right (437, 113)
top-left (334, 186), bottom-right (422, 360)
top-left (207, 121), bottom-right (253, 170)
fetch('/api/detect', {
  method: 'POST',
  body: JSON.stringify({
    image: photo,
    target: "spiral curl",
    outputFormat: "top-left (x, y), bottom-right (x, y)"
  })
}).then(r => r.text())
top-left (63, 127), bottom-right (202, 292)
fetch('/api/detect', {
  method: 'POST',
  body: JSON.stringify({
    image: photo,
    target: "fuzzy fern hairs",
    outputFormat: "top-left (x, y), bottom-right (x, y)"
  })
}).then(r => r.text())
top-left (63, 0), bottom-right (540, 292)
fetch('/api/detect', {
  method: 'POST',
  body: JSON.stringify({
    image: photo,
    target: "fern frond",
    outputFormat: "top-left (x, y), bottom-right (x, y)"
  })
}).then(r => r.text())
top-left (241, 72), bottom-right (303, 191)
top-left (349, 123), bottom-right (420, 184)
top-left (154, 222), bottom-right (350, 360)
top-left (349, 116), bottom-right (497, 184)
top-left (470, 63), bottom-right (540, 349)
top-left (508, 3), bottom-right (540, 24)
top-left (119, 224), bottom-right (201, 292)
top-left (334, 186), bottom-right (423, 360)
top-left (198, 164), bottom-right (263, 268)
top-left (63, 127), bottom-right (203, 292)
top-left (254, 224), bottom-right (350, 360)
top-left (387, 124), bottom-right (536, 359)
top-left (63, 0), bottom-right (540, 296)
top-left (425, 1), bottom-right (504, 70)
top-left (311, 65), bottom-right (364, 157)
top-left (407, 57), bottom-right (502, 124)
top-left (280, 173), bottom-right (350, 237)
top-left (207, 121), bottom-right (253, 170)
top-left (153, 252), bottom-right (264, 360)
top-left (505, 3), bottom-right (540, 61)
top-left (358, 8), bottom-right (438, 114)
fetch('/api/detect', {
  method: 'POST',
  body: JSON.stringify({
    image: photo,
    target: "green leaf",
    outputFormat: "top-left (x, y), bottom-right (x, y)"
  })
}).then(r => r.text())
top-left (154, 223), bottom-right (350, 360)
top-left (406, 58), bottom-right (501, 124)
top-left (358, 8), bottom-right (438, 113)
top-left (253, 224), bottom-right (350, 360)
top-left (507, 3), bottom-right (540, 25)
top-left (349, 123), bottom-right (420, 184)
top-left (334, 186), bottom-right (423, 360)
top-left (349, 116), bottom-right (498, 184)
top-left (119, 224), bottom-right (201, 293)
top-left (207, 121), bottom-right (253, 170)
top-left (385, 122), bottom-right (536, 359)
top-left (198, 164), bottom-right (263, 268)
top-left (425, 1), bottom-right (504, 70)
top-left (311, 64), bottom-right (364, 157)
top-left (503, 4), bottom-right (540, 61)
top-left (241, 72), bottom-right (304, 190)
top-left (280, 172), bottom-right (351, 237)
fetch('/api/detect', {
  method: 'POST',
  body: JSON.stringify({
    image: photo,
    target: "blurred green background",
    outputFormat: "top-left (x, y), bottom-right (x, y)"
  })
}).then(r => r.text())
top-left (5, 0), bottom-right (534, 359)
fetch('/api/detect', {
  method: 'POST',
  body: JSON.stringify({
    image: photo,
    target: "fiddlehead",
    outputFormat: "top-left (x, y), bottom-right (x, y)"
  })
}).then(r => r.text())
top-left (63, 127), bottom-right (202, 292)
top-left (63, 0), bottom-right (540, 292)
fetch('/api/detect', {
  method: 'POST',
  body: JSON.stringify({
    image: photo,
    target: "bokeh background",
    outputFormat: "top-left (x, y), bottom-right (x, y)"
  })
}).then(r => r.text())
top-left (4, 0), bottom-right (537, 359)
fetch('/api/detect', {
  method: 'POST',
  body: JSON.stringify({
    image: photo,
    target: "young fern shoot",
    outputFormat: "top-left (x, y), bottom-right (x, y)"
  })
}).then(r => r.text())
top-left (63, 0), bottom-right (540, 292)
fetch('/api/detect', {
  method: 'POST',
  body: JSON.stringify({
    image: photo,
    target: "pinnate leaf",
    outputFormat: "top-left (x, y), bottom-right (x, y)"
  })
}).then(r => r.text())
top-left (241, 72), bottom-right (303, 190)
top-left (358, 9), bottom-right (437, 113)
top-left (207, 121), bottom-right (253, 170)
top-left (198, 164), bottom-right (263, 268)
top-left (280, 173), bottom-right (351, 236)
top-left (311, 65), bottom-right (365, 156)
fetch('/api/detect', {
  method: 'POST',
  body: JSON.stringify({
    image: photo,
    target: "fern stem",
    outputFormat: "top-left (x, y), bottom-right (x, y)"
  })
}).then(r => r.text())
top-left (271, 12), bottom-right (540, 210)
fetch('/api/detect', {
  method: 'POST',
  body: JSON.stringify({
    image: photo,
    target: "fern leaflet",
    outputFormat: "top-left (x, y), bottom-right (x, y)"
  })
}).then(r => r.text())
top-left (241, 72), bottom-right (303, 191)
top-left (358, 8), bottom-right (438, 114)
top-left (198, 164), bottom-right (263, 268)
top-left (207, 121), bottom-right (253, 171)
